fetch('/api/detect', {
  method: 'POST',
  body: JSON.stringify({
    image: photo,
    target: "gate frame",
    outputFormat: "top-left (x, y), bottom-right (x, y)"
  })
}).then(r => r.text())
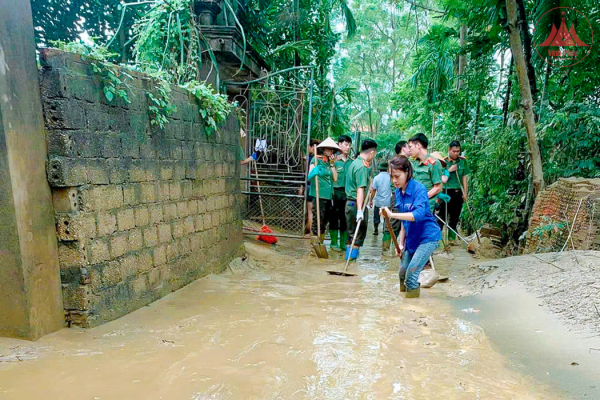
top-left (223, 66), bottom-right (315, 239)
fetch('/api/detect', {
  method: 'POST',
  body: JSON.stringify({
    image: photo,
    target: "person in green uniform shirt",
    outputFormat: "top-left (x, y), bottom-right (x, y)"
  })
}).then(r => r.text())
top-left (329, 135), bottom-right (353, 252)
top-left (344, 139), bottom-right (378, 261)
top-left (407, 133), bottom-right (443, 212)
top-left (441, 140), bottom-right (470, 241)
top-left (308, 138), bottom-right (340, 241)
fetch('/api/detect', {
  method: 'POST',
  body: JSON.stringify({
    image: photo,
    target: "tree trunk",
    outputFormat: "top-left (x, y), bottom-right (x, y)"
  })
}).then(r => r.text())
top-left (506, 0), bottom-right (545, 194)
top-left (294, 0), bottom-right (301, 67)
top-left (515, 0), bottom-right (538, 102)
top-left (457, 24), bottom-right (467, 90)
top-left (367, 89), bottom-right (374, 135)
top-left (474, 89), bottom-right (482, 136)
top-left (502, 57), bottom-right (513, 128)
top-left (539, 62), bottom-right (551, 118)
top-left (497, 49), bottom-right (505, 99)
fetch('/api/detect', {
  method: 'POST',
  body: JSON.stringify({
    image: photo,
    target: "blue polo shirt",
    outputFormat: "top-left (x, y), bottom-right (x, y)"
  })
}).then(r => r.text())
top-left (394, 179), bottom-right (441, 254)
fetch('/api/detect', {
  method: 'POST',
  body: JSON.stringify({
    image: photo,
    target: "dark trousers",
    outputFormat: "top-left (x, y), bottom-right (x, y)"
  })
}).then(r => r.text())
top-left (382, 206), bottom-right (402, 236)
top-left (373, 206), bottom-right (381, 227)
top-left (438, 189), bottom-right (463, 237)
top-left (330, 188), bottom-right (347, 232)
top-left (312, 198), bottom-right (332, 236)
top-left (345, 200), bottom-right (369, 247)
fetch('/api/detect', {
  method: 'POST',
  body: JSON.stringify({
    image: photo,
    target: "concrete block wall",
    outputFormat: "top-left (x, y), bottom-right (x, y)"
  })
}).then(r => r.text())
top-left (39, 49), bottom-right (244, 327)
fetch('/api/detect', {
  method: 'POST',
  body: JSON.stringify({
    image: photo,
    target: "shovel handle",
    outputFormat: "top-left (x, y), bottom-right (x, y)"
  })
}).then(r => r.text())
top-left (382, 208), bottom-right (402, 258)
top-left (313, 145), bottom-right (322, 242)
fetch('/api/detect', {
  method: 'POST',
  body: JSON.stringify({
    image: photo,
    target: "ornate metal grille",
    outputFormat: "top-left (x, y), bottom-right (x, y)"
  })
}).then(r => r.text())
top-left (224, 67), bottom-right (315, 238)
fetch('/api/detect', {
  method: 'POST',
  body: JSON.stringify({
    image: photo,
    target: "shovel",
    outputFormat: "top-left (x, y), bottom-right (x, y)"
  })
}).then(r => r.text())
top-left (382, 208), bottom-right (402, 258)
top-left (453, 170), bottom-right (481, 250)
top-left (312, 146), bottom-right (328, 259)
top-left (327, 189), bottom-right (372, 276)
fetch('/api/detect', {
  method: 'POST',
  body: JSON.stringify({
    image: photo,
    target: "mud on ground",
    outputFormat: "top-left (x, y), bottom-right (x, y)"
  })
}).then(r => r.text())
top-left (443, 250), bottom-right (600, 336)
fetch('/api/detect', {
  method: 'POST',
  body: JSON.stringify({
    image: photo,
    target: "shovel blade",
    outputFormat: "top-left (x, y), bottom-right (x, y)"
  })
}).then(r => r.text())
top-left (326, 270), bottom-right (357, 277)
top-left (312, 243), bottom-right (329, 259)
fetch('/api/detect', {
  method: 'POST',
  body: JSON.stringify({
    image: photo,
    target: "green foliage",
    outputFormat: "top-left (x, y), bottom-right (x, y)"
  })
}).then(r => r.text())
top-left (145, 73), bottom-right (177, 129)
top-left (181, 81), bottom-right (233, 134)
top-left (51, 39), bottom-right (132, 105)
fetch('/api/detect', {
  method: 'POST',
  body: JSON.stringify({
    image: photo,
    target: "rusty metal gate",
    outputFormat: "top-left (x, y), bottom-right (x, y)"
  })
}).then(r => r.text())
top-left (223, 66), bottom-right (314, 239)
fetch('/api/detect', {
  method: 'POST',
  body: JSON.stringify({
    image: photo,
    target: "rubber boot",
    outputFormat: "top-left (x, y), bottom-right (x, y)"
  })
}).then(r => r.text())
top-left (339, 231), bottom-right (348, 252)
top-left (329, 230), bottom-right (339, 250)
top-left (350, 247), bottom-right (360, 260)
top-left (373, 224), bottom-right (379, 236)
top-left (405, 287), bottom-right (420, 298)
top-left (399, 279), bottom-right (406, 293)
top-left (382, 232), bottom-right (391, 253)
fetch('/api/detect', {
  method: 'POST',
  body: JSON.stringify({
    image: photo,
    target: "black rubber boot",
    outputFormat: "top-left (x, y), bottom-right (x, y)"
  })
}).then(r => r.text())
top-left (405, 287), bottom-right (420, 298)
top-left (373, 225), bottom-right (379, 236)
top-left (399, 279), bottom-right (406, 293)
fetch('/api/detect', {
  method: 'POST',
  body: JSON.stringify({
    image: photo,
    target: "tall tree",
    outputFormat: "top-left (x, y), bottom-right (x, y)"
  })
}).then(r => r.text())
top-left (506, 0), bottom-right (544, 194)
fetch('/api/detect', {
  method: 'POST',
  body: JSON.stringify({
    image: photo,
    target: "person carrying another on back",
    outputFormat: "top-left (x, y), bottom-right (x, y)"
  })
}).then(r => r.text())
top-left (329, 135), bottom-right (353, 252)
top-left (308, 138), bottom-right (339, 243)
top-left (381, 156), bottom-right (442, 298)
top-left (442, 140), bottom-right (471, 243)
top-left (407, 133), bottom-right (443, 212)
top-left (369, 162), bottom-right (391, 235)
top-left (344, 139), bottom-right (378, 261)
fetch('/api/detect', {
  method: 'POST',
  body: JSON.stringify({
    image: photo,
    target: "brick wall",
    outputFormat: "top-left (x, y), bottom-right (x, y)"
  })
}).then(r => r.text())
top-left (526, 177), bottom-right (600, 253)
top-left (39, 49), bottom-right (244, 327)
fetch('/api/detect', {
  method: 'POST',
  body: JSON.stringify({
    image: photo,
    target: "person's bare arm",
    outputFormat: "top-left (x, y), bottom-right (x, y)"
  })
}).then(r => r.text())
top-left (369, 187), bottom-right (376, 207)
top-left (428, 183), bottom-right (442, 198)
top-left (462, 175), bottom-right (469, 200)
top-left (331, 162), bottom-right (338, 182)
top-left (357, 187), bottom-right (365, 211)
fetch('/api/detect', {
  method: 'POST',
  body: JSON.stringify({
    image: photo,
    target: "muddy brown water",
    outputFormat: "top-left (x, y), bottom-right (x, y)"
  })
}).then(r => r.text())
top-left (0, 233), bottom-right (561, 399)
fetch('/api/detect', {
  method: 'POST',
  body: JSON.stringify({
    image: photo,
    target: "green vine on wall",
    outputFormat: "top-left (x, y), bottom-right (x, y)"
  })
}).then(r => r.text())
top-left (51, 39), bottom-right (132, 105)
top-left (48, 40), bottom-right (233, 134)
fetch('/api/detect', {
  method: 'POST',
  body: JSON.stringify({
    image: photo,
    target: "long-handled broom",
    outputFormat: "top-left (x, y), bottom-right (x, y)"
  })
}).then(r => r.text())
top-left (327, 189), bottom-right (372, 277)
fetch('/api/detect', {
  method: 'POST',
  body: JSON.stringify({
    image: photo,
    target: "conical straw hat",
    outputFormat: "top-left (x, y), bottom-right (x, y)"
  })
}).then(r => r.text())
top-left (316, 137), bottom-right (341, 151)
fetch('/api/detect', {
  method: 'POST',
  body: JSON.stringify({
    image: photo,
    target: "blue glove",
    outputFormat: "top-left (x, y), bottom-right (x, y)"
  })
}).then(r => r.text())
top-left (307, 165), bottom-right (324, 181)
top-left (438, 192), bottom-right (451, 203)
top-left (442, 169), bottom-right (450, 178)
top-left (356, 209), bottom-right (364, 222)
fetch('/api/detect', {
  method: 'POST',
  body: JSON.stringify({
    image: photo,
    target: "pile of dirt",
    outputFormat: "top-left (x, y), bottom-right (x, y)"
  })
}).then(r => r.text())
top-left (445, 250), bottom-right (600, 336)
top-left (526, 177), bottom-right (600, 253)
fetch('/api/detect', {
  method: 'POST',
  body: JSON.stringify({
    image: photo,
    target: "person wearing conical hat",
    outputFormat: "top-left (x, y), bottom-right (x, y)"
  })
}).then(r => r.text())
top-left (308, 138), bottom-right (340, 242)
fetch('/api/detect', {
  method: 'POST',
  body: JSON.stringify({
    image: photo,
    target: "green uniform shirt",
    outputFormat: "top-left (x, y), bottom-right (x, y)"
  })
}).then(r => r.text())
top-left (309, 158), bottom-right (334, 200)
top-left (333, 156), bottom-right (352, 189)
top-left (345, 156), bottom-right (371, 200)
top-left (413, 153), bottom-right (443, 209)
top-left (445, 157), bottom-right (470, 190)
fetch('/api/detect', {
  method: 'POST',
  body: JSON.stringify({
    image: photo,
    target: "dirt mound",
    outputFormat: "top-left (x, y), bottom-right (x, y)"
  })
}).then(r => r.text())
top-left (526, 177), bottom-right (600, 253)
top-left (447, 250), bottom-right (600, 336)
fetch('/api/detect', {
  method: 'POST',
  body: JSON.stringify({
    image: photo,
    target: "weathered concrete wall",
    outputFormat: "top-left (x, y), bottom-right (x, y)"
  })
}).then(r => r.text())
top-left (39, 49), bottom-right (244, 327)
top-left (0, 0), bottom-right (64, 339)
top-left (526, 177), bottom-right (600, 253)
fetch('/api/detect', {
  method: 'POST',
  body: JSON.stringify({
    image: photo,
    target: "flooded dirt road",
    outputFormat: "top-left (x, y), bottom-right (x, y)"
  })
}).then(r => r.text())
top-left (0, 234), bottom-right (560, 399)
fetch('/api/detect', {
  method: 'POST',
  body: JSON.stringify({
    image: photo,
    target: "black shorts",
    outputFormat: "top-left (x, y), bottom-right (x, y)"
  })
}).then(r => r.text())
top-left (307, 195), bottom-right (314, 203)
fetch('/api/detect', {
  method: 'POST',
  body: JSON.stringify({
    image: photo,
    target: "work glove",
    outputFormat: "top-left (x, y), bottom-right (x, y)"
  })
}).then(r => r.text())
top-left (438, 192), bottom-right (451, 203)
top-left (356, 209), bottom-right (364, 222)
top-left (307, 165), bottom-right (324, 181)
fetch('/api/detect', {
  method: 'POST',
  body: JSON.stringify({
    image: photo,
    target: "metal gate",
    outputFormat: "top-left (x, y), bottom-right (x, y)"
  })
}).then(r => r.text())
top-left (223, 67), bottom-right (314, 239)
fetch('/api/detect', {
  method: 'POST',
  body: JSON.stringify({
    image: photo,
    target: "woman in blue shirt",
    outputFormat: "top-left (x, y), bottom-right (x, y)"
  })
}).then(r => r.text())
top-left (381, 156), bottom-right (441, 298)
